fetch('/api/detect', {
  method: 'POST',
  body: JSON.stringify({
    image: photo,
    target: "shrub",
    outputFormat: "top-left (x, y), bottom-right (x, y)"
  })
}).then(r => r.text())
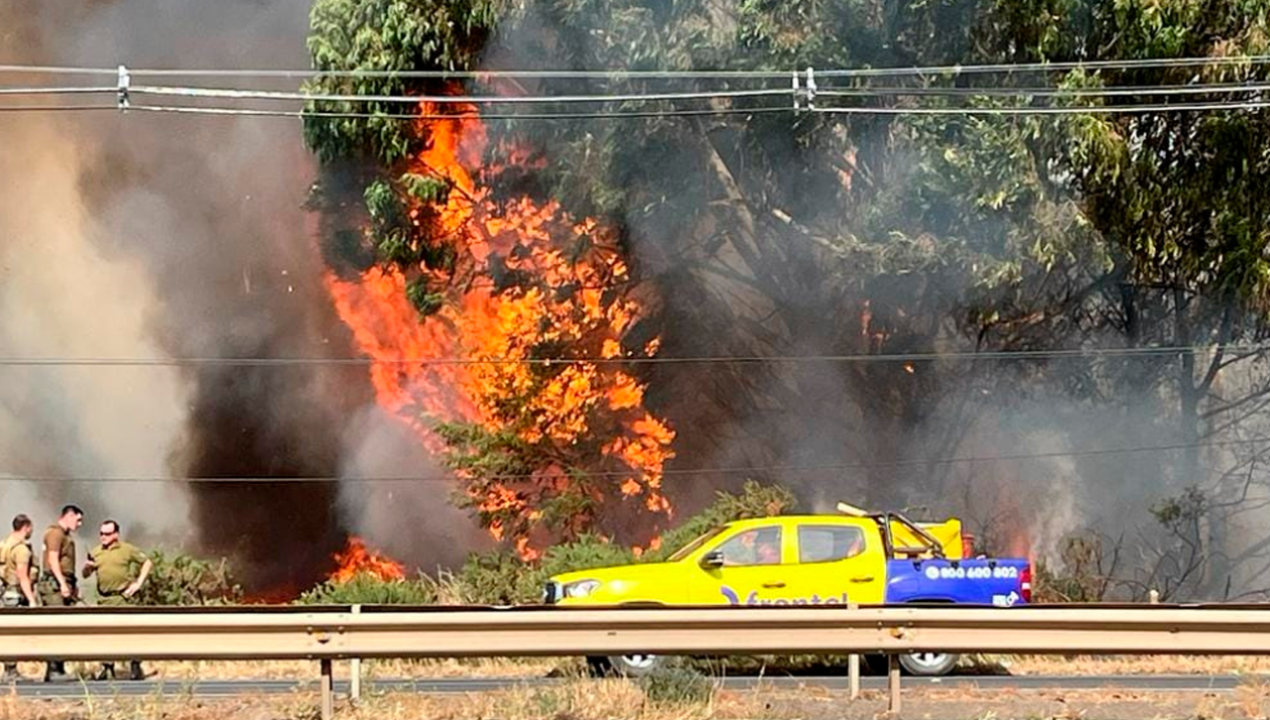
top-left (451, 480), bottom-right (796, 604)
top-left (132, 549), bottom-right (242, 606)
top-left (644, 480), bottom-right (797, 563)
top-left (639, 666), bottom-right (713, 706)
top-left (296, 572), bottom-right (437, 605)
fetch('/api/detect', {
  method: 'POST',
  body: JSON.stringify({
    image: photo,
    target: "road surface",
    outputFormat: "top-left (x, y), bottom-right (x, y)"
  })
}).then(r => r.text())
top-left (1, 674), bottom-right (1253, 698)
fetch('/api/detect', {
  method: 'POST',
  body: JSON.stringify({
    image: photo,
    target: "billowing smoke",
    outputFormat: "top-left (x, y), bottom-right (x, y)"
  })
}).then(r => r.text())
top-left (0, 0), bottom-right (471, 590)
top-left (0, 115), bottom-right (191, 543)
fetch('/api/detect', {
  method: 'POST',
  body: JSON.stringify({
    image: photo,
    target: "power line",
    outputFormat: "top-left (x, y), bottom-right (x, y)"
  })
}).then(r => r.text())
top-left (130, 85), bottom-right (792, 105)
top-left (1, 344), bottom-right (1267, 367)
top-left (94, 99), bottom-right (1270, 121)
top-left (817, 81), bottom-right (1270, 98)
top-left (8, 80), bottom-right (1270, 102)
top-left (4, 436), bottom-right (1267, 484)
top-left (125, 103), bottom-right (793, 121)
top-left (0, 86), bottom-right (115, 96)
top-left (0, 104), bottom-right (116, 114)
top-left (11, 97), bottom-right (1270, 121)
top-left (815, 99), bottom-right (1270, 116)
top-left (5, 54), bottom-right (1270, 80)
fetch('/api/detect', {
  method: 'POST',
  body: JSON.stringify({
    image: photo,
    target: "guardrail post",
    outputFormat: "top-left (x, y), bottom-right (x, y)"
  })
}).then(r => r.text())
top-left (887, 654), bottom-right (902, 716)
top-left (848, 601), bottom-right (860, 700)
top-left (320, 658), bottom-right (334, 720)
top-left (350, 604), bottom-right (362, 703)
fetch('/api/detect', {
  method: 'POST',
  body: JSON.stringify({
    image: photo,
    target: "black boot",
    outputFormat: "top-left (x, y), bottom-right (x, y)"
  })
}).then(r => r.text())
top-left (1, 664), bottom-right (20, 683)
top-left (43, 662), bottom-right (73, 683)
top-left (128, 661), bottom-right (144, 681)
top-left (93, 663), bottom-right (115, 682)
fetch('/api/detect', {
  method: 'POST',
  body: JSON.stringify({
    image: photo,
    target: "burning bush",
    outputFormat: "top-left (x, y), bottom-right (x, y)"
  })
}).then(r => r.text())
top-left (319, 481), bottom-right (796, 606)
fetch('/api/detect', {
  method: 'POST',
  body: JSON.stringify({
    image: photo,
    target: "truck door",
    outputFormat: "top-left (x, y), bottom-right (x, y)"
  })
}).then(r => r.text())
top-left (690, 525), bottom-right (788, 605)
top-left (782, 523), bottom-right (886, 605)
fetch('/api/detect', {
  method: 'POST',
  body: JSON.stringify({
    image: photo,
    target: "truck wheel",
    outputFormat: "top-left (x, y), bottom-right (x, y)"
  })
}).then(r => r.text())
top-left (898, 652), bottom-right (959, 676)
top-left (586, 654), bottom-right (665, 678)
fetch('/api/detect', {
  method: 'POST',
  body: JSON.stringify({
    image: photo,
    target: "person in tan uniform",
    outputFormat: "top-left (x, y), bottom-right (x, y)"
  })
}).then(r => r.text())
top-left (39, 505), bottom-right (83, 682)
top-left (1, 514), bottom-right (38, 682)
top-left (83, 520), bottom-right (152, 681)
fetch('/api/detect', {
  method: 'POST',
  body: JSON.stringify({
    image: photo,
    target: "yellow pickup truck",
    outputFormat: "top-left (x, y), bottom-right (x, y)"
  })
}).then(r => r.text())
top-left (544, 505), bottom-right (1030, 676)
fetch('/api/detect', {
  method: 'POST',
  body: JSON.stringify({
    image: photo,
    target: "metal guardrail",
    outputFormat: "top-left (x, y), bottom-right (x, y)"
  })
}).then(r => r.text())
top-left (3, 604), bottom-right (1268, 717)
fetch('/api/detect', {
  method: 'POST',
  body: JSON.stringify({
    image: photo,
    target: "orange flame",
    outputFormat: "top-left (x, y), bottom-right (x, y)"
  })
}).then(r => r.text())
top-left (330, 537), bottom-right (406, 583)
top-left (324, 99), bottom-right (675, 557)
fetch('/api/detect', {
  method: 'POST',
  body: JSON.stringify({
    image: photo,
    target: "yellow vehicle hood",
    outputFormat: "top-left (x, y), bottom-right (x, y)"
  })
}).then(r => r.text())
top-left (549, 561), bottom-right (681, 604)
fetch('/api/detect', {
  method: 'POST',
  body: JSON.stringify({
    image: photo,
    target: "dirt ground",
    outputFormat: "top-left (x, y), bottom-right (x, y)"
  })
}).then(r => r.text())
top-left (2, 681), bottom-right (1268, 720)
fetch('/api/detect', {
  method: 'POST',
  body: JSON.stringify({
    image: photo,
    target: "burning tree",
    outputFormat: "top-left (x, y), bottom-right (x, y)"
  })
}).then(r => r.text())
top-left (307, 17), bottom-right (674, 555)
top-left (305, 0), bottom-right (1270, 599)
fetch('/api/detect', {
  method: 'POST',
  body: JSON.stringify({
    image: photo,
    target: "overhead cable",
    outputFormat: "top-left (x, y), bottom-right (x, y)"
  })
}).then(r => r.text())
top-left (5, 54), bottom-right (1270, 81)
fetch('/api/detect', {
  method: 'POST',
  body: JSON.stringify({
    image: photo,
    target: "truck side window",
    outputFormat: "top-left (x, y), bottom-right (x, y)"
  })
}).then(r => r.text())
top-left (798, 525), bottom-right (866, 563)
top-left (714, 527), bottom-right (782, 566)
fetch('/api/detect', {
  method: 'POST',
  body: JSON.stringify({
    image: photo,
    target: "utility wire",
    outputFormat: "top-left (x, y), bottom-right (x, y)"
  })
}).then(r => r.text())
top-left (5, 54), bottom-right (1270, 80)
top-left (130, 85), bottom-right (792, 104)
top-left (815, 99), bottom-right (1270, 116)
top-left (9, 80), bottom-right (1270, 103)
top-left (0, 104), bottom-right (116, 113)
top-left (2, 344), bottom-right (1267, 367)
top-left (4, 436), bottom-right (1268, 484)
top-left (108, 99), bottom-right (1270, 121)
top-left (127, 103), bottom-right (794, 121)
top-left (0, 86), bottom-right (116, 96)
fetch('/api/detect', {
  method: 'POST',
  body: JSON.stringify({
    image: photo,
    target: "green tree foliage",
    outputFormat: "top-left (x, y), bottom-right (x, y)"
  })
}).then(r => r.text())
top-left (303, 0), bottom-right (1270, 598)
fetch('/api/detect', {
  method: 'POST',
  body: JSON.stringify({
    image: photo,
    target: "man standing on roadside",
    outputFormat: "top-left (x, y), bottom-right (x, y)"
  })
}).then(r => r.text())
top-left (39, 505), bottom-right (83, 682)
top-left (1, 514), bottom-right (38, 682)
top-left (83, 519), bottom-right (152, 681)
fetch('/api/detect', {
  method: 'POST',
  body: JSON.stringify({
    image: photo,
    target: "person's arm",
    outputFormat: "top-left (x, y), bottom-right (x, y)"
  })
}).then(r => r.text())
top-left (17, 562), bottom-right (36, 606)
top-left (44, 530), bottom-right (70, 598)
top-left (82, 549), bottom-right (97, 578)
top-left (124, 557), bottom-right (153, 598)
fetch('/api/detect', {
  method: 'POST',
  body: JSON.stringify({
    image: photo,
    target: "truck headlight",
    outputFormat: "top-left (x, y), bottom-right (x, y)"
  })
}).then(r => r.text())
top-left (563, 579), bottom-right (601, 599)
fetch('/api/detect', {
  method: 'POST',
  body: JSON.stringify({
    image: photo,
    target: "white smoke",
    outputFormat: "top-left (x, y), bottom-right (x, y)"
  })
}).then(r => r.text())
top-left (0, 116), bottom-right (191, 543)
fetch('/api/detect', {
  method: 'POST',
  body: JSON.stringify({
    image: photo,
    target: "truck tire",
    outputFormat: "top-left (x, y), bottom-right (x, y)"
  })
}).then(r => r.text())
top-left (586, 654), bottom-right (665, 678)
top-left (898, 652), bottom-right (959, 676)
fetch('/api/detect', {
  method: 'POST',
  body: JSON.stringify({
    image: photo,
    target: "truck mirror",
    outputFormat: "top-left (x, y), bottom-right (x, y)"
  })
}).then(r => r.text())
top-left (700, 550), bottom-right (725, 569)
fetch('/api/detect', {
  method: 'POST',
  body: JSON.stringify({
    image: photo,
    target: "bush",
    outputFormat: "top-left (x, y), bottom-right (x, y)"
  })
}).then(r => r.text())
top-left (452, 480), bottom-right (796, 604)
top-left (296, 572), bottom-right (437, 605)
top-left (644, 480), bottom-right (797, 563)
top-left (132, 549), bottom-right (241, 606)
top-left (290, 481), bottom-right (799, 606)
top-left (639, 666), bottom-right (713, 706)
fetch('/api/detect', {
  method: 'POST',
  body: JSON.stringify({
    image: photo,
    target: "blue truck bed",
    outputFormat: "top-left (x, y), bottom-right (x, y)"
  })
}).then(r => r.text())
top-left (884, 557), bottom-right (1031, 606)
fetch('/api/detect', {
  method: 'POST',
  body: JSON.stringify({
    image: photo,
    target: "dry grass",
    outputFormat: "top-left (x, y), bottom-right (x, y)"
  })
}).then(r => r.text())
top-left (1, 679), bottom-right (1269, 720)
top-left (984, 655), bottom-right (1270, 676)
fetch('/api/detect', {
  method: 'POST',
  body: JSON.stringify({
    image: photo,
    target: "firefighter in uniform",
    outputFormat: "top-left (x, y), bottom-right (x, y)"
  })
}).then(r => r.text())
top-left (39, 505), bottom-right (83, 682)
top-left (2, 514), bottom-right (38, 682)
top-left (83, 519), bottom-right (152, 681)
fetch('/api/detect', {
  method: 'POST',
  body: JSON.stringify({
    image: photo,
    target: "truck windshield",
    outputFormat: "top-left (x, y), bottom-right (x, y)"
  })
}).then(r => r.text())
top-left (666, 526), bottom-right (728, 561)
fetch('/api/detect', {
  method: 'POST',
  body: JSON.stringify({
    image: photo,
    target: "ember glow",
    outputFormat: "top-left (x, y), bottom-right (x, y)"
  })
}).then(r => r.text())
top-left (330, 536), bottom-right (406, 583)
top-left (325, 102), bottom-right (675, 557)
